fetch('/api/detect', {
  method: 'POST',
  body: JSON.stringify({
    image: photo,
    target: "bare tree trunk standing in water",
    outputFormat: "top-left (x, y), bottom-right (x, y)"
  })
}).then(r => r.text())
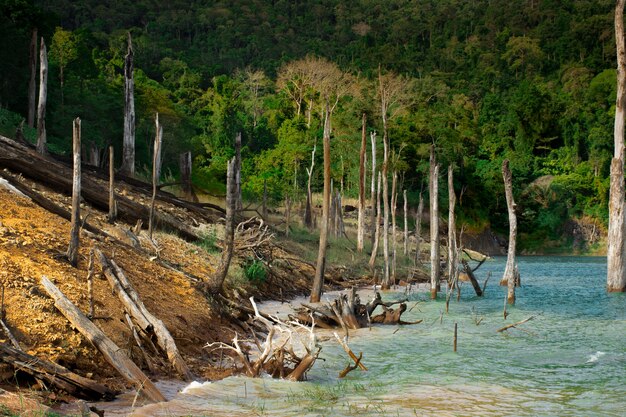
top-left (501, 160), bottom-right (518, 304)
top-left (391, 170), bottom-right (398, 285)
top-left (120, 33), bottom-right (135, 176)
top-left (370, 132), bottom-right (377, 248)
top-left (28, 29), bottom-right (37, 128)
top-left (414, 193), bottom-right (423, 266)
top-left (149, 114), bottom-right (163, 240)
top-left (311, 108), bottom-right (331, 302)
top-left (369, 172), bottom-right (382, 270)
top-left (36, 38), bottom-right (47, 155)
top-left (66, 118), bottom-right (81, 267)
top-left (357, 113), bottom-right (367, 253)
top-left (403, 189), bottom-right (408, 256)
top-left (608, 0), bottom-right (626, 292)
top-left (448, 166), bottom-right (458, 289)
top-left (304, 145), bottom-right (316, 229)
top-left (429, 145), bottom-right (440, 299)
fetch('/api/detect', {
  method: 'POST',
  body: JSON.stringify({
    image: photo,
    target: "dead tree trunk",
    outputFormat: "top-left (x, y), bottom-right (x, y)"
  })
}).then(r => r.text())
top-left (28, 29), bottom-right (37, 128)
top-left (108, 146), bottom-right (117, 223)
top-left (121, 32), bottom-right (135, 176)
top-left (414, 193), bottom-right (423, 266)
top-left (357, 113), bottom-right (367, 252)
top-left (208, 156), bottom-right (236, 293)
top-left (36, 37), bottom-right (47, 155)
top-left (149, 114), bottom-right (163, 240)
top-left (40, 276), bottom-right (165, 402)
top-left (179, 151), bottom-right (197, 202)
top-left (370, 132), bottom-right (377, 248)
top-left (285, 195), bottom-right (291, 236)
top-left (430, 146), bottom-right (440, 299)
top-left (369, 172), bottom-right (382, 270)
top-left (447, 166), bottom-right (458, 287)
top-left (501, 159), bottom-right (518, 304)
top-left (403, 189), bottom-right (408, 256)
top-left (95, 249), bottom-right (193, 380)
top-left (311, 108), bottom-right (331, 302)
top-left (608, 0), bottom-right (626, 293)
top-left (0, 343), bottom-right (114, 400)
top-left (381, 131), bottom-right (390, 289)
top-left (88, 142), bottom-right (100, 167)
top-left (262, 178), bottom-right (268, 220)
top-left (304, 144), bottom-right (316, 229)
top-left (235, 132), bottom-right (243, 211)
top-left (391, 170), bottom-right (398, 285)
top-left (66, 118), bottom-right (81, 267)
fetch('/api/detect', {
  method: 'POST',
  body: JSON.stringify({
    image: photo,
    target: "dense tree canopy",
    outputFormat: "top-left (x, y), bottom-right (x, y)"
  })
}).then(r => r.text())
top-left (0, 0), bottom-right (619, 251)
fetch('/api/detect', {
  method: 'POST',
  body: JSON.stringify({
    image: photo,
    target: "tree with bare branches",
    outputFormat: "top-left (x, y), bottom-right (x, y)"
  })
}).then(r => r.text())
top-left (310, 58), bottom-right (354, 303)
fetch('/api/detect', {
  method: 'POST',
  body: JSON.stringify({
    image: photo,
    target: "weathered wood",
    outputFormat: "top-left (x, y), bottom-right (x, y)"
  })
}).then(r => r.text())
top-left (0, 319), bottom-right (20, 349)
top-left (0, 134), bottom-right (201, 241)
top-left (28, 28), bottom-right (37, 128)
top-left (108, 146), bottom-right (117, 223)
top-left (414, 193), bottom-right (423, 266)
top-left (149, 114), bottom-right (163, 239)
top-left (430, 145), bottom-right (440, 299)
top-left (121, 32), bottom-right (135, 176)
top-left (179, 151), bottom-right (198, 202)
top-left (0, 343), bottom-right (115, 400)
top-left (87, 250), bottom-right (95, 317)
top-left (285, 195), bottom-right (291, 236)
top-left (311, 107), bottom-right (331, 303)
top-left (357, 113), bottom-right (367, 253)
top-left (461, 260), bottom-right (483, 297)
top-left (501, 160), bottom-right (517, 304)
top-left (94, 249), bottom-right (153, 334)
top-left (235, 132), bottom-right (243, 211)
top-left (66, 118), bottom-right (81, 267)
top-left (403, 189), bottom-right (408, 256)
top-left (381, 126), bottom-right (390, 289)
top-left (333, 332), bottom-right (367, 371)
top-left (304, 144), bottom-right (316, 229)
top-left (0, 170), bottom-right (101, 237)
top-left (390, 170), bottom-right (398, 285)
top-left (608, 0), bottom-right (626, 293)
top-left (497, 316), bottom-right (536, 333)
top-left (107, 256), bottom-right (193, 381)
top-left (447, 166), bottom-right (458, 288)
top-left (36, 37), bottom-right (47, 155)
top-left (40, 276), bottom-right (165, 402)
top-left (208, 156), bottom-right (236, 293)
top-left (368, 172), bottom-right (382, 270)
top-left (370, 131), bottom-right (377, 248)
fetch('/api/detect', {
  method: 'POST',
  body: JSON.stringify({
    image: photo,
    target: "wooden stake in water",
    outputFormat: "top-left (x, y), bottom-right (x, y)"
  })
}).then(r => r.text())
top-left (453, 322), bottom-right (458, 352)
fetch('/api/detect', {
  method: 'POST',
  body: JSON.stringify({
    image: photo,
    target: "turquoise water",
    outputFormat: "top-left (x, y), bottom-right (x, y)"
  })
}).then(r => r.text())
top-left (127, 256), bottom-right (626, 417)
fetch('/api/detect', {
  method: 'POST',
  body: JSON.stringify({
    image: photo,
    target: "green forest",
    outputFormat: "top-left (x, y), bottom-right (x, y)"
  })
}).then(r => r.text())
top-left (0, 0), bottom-right (619, 252)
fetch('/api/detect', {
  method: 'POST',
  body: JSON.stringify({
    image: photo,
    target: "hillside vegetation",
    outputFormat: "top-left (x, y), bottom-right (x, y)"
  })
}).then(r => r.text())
top-left (0, 0), bottom-right (618, 252)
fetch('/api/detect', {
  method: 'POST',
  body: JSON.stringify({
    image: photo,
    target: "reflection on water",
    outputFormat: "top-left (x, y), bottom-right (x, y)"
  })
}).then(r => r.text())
top-left (100, 257), bottom-right (626, 417)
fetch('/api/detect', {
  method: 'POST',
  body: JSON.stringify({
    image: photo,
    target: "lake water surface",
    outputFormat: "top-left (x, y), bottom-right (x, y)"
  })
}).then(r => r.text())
top-left (110, 256), bottom-right (626, 416)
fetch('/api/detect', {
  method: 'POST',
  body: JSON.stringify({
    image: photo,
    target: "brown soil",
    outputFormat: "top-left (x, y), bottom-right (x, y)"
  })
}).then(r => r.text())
top-left (0, 169), bottom-right (320, 414)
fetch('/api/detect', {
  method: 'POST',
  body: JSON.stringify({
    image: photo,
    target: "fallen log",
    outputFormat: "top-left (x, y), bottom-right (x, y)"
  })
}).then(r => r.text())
top-left (0, 170), bottom-right (102, 237)
top-left (94, 248), bottom-right (193, 381)
top-left (461, 259), bottom-right (483, 297)
top-left (0, 343), bottom-right (115, 400)
top-left (0, 134), bottom-right (201, 241)
top-left (40, 276), bottom-right (165, 402)
top-left (497, 315), bottom-right (536, 333)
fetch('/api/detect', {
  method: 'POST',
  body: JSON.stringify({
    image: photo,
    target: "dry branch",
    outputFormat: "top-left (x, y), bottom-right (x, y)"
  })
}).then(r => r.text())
top-left (40, 276), bottom-right (165, 402)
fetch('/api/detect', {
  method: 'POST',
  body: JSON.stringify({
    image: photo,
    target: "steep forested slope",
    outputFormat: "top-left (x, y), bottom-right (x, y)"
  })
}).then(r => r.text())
top-left (0, 0), bottom-right (618, 251)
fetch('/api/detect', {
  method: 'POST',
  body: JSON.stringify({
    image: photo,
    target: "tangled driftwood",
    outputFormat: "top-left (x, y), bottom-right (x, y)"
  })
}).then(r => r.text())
top-left (205, 297), bottom-right (320, 381)
top-left (293, 287), bottom-right (422, 331)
